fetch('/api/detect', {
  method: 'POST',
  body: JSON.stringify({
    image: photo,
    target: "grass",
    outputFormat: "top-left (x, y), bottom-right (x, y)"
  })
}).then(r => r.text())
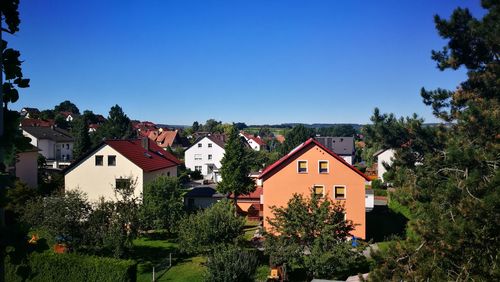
top-left (133, 237), bottom-right (207, 282)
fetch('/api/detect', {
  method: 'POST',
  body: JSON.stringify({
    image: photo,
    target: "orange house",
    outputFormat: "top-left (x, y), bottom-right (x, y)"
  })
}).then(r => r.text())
top-left (259, 138), bottom-right (369, 239)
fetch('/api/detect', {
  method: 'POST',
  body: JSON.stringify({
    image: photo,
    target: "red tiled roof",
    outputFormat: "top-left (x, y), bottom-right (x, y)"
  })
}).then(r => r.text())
top-left (229, 186), bottom-right (263, 199)
top-left (21, 118), bottom-right (55, 127)
top-left (250, 136), bottom-right (266, 146)
top-left (275, 134), bottom-right (285, 143)
top-left (259, 138), bottom-right (370, 181)
top-left (105, 139), bottom-right (181, 172)
top-left (156, 130), bottom-right (178, 147)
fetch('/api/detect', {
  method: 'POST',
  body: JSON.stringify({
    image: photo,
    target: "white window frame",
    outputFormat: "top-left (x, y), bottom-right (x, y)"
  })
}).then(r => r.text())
top-left (297, 160), bottom-right (308, 173)
top-left (195, 166), bottom-right (202, 171)
top-left (208, 143), bottom-right (212, 148)
top-left (313, 184), bottom-right (325, 198)
top-left (198, 143), bottom-right (202, 148)
top-left (334, 185), bottom-right (347, 199)
top-left (318, 160), bottom-right (329, 174)
top-left (208, 154), bottom-right (212, 160)
top-left (194, 154), bottom-right (202, 160)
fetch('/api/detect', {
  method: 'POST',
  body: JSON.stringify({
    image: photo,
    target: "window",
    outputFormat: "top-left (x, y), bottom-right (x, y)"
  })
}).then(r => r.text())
top-left (95, 155), bottom-right (103, 166)
top-left (195, 166), bottom-right (202, 171)
top-left (194, 154), bottom-right (202, 160)
top-left (66, 144), bottom-right (69, 149)
top-left (198, 143), bottom-right (202, 148)
top-left (297, 160), bottom-right (308, 173)
top-left (313, 185), bottom-right (325, 197)
top-left (208, 154), bottom-right (212, 160)
top-left (319, 161), bottom-right (329, 173)
top-left (334, 186), bottom-right (346, 199)
top-left (115, 178), bottom-right (131, 190)
top-left (167, 171), bottom-right (171, 177)
top-left (208, 143), bottom-right (212, 148)
top-left (108, 155), bottom-right (116, 166)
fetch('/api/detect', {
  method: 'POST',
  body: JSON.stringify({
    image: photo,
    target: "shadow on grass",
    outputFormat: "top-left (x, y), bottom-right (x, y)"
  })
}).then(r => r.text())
top-left (366, 205), bottom-right (408, 242)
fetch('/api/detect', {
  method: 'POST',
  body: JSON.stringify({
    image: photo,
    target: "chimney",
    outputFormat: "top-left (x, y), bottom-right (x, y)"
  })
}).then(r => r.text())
top-left (142, 137), bottom-right (149, 151)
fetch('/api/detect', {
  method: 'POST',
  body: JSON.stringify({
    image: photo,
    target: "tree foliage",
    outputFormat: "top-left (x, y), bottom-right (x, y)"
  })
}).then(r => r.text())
top-left (98, 104), bottom-right (134, 140)
top-left (204, 244), bottom-right (258, 282)
top-left (54, 100), bottom-right (80, 115)
top-left (140, 176), bottom-right (184, 234)
top-left (218, 125), bottom-right (255, 206)
top-left (72, 115), bottom-right (91, 159)
top-left (264, 190), bottom-right (366, 280)
top-left (280, 125), bottom-right (315, 155)
top-left (177, 200), bottom-right (245, 255)
top-left (370, 2), bottom-right (500, 281)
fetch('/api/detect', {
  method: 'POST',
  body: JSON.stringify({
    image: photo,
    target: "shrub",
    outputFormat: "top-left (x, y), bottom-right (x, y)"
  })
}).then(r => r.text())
top-left (177, 200), bottom-right (244, 255)
top-left (6, 252), bottom-right (137, 282)
top-left (205, 244), bottom-right (258, 282)
top-left (371, 179), bottom-right (384, 190)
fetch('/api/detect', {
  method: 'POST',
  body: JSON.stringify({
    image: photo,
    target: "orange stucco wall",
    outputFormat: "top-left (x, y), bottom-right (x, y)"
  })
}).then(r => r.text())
top-left (262, 143), bottom-right (366, 239)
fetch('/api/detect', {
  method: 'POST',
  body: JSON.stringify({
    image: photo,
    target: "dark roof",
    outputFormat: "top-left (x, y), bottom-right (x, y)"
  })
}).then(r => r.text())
top-left (22, 126), bottom-right (74, 142)
top-left (64, 138), bottom-right (181, 174)
top-left (186, 134), bottom-right (227, 151)
top-left (259, 138), bottom-right (370, 181)
top-left (184, 186), bottom-right (226, 198)
top-left (315, 136), bottom-right (355, 156)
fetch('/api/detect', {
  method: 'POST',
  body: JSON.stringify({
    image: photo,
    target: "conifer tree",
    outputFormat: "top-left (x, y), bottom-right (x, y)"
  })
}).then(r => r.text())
top-left (72, 116), bottom-right (91, 159)
top-left (218, 125), bottom-right (255, 213)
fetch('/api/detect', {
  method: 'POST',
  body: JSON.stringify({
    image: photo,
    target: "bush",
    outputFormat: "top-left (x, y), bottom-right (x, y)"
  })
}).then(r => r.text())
top-left (189, 169), bottom-right (203, 180)
top-left (205, 244), bottom-right (258, 282)
top-left (177, 200), bottom-right (244, 255)
top-left (371, 179), bottom-right (384, 190)
top-left (6, 252), bottom-right (137, 282)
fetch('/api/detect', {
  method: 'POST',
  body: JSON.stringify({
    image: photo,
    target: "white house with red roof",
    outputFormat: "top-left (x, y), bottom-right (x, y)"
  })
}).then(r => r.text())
top-left (64, 138), bottom-right (181, 201)
top-left (239, 132), bottom-right (267, 151)
top-left (184, 134), bottom-right (226, 182)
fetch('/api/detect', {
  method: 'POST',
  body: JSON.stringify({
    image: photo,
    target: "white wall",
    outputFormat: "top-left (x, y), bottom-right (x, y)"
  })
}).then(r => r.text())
top-left (247, 139), bottom-right (261, 151)
top-left (342, 155), bottom-right (353, 165)
top-left (65, 145), bottom-right (144, 202)
top-left (16, 151), bottom-right (38, 188)
top-left (365, 189), bottom-right (374, 211)
top-left (185, 137), bottom-right (225, 177)
top-left (377, 149), bottom-right (395, 182)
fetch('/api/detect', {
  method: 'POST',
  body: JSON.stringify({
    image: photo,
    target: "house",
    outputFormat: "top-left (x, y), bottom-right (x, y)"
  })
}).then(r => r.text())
top-left (14, 145), bottom-right (40, 188)
top-left (275, 134), bottom-right (285, 144)
top-left (20, 107), bottom-right (40, 119)
top-left (259, 138), bottom-right (369, 239)
top-left (148, 128), bottom-right (188, 149)
top-left (184, 186), bottom-right (226, 210)
top-left (59, 111), bottom-right (77, 122)
top-left (229, 186), bottom-right (263, 221)
top-left (315, 136), bottom-right (356, 165)
top-left (20, 118), bottom-right (55, 127)
top-left (239, 132), bottom-right (267, 151)
top-left (184, 134), bottom-right (226, 182)
top-left (22, 126), bottom-right (74, 169)
top-left (64, 138), bottom-right (181, 202)
top-left (373, 149), bottom-right (395, 182)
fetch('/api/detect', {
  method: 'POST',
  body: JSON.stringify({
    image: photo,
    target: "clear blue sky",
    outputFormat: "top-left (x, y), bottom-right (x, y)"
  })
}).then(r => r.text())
top-left (8, 0), bottom-right (484, 125)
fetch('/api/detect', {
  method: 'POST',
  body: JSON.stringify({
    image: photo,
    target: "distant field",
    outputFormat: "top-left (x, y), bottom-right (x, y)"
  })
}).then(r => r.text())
top-left (244, 127), bottom-right (289, 136)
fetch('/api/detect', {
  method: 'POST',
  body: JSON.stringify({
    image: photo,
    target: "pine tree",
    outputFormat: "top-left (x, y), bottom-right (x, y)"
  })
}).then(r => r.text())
top-left (72, 116), bottom-right (91, 159)
top-left (99, 104), bottom-right (133, 140)
top-left (218, 125), bottom-right (255, 213)
top-left (370, 2), bottom-right (500, 280)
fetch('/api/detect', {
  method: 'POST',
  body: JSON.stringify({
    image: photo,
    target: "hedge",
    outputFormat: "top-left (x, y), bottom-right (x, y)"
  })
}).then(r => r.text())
top-left (6, 252), bottom-right (137, 282)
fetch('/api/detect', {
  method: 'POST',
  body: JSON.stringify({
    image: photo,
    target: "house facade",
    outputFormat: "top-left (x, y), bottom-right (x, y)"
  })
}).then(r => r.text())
top-left (22, 126), bottom-right (74, 169)
top-left (259, 138), bottom-right (369, 239)
top-left (240, 132), bottom-right (267, 151)
top-left (315, 136), bottom-right (356, 165)
top-left (184, 135), bottom-right (226, 182)
top-left (15, 145), bottom-right (40, 189)
top-left (374, 149), bottom-right (395, 182)
top-left (64, 139), bottom-right (180, 202)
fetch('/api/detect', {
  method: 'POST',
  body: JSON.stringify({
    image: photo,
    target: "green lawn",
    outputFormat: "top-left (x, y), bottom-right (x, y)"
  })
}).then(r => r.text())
top-left (133, 237), bottom-right (206, 282)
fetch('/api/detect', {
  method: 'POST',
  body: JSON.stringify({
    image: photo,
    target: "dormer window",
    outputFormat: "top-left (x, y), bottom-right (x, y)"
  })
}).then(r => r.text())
top-left (297, 160), bottom-right (308, 173)
top-left (319, 161), bottom-right (329, 174)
